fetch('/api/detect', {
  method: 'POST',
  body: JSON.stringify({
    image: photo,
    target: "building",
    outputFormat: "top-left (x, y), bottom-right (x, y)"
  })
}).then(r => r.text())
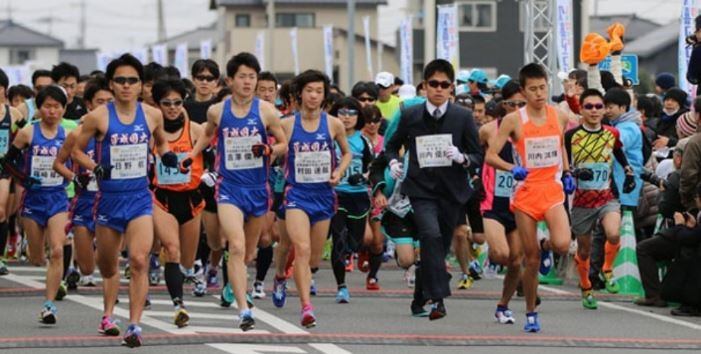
top-left (625, 20), bottom-right (679, 82)
top-left (210, 0), bottom-right (399, 91)
top-left (161, 22), bottom-right (219, 73)
top-left (0, 20), bottom-right (63, 68)
top-left (59, 48), bottom-right (99, 75)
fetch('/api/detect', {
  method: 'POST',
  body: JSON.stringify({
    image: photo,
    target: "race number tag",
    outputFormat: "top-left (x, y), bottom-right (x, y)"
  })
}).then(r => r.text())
top-left (110, 144), bottom-right (147, 179)
top-left (224, 136), bottom-right (263, 170)
top-left (416, 134), bottom-right (452, 168)
top-left (156, 152), bottom-right (191, 185)
top-left (342, 158), bottom-right (363, 184)
top-left (31, 156), bottom-right (63, 186)
top-left (295, 150), bottom-right (331, 183)
top-left (0, 130), bottom-right (9, 155)
top-left (494, 170), bottom-right (514, 198)
top-left (524, 137), bottom-right (560, 168)
top-left (577, 162), bottom-right (610, 190)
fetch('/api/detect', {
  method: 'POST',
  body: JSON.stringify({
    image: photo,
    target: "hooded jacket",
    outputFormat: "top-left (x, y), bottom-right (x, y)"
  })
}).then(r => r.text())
top-left (611, 109), bottom-right (644, 207)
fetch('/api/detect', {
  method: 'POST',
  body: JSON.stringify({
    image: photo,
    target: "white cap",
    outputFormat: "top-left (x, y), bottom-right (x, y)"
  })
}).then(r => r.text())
top-left (375, 71), bottom-right (395, 88)
top-left (398, 84), bottom-right (416, 100)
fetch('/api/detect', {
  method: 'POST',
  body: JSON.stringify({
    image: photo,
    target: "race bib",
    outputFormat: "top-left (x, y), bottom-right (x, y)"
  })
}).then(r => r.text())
top-left (341, 158), bottom-right (363, 184)
top-left (524, 136), bottom-right (560, 168)
top-left (224, 136), bottom-right (263, 170)
top-left (494, 170), bottom-right (514, 198)
top-left (295, 150), bottom-right (331, 183)
top-left (0, 130), bottom-right (9, 155)
top-left (110, 144), bottom-right (147, 179)
top-left (577, 162), bottom-right (610, 190)
top-left (30, 155), bottom-right (63, 186)
top-left (156, 152), bottom-right (191, 185)
top-left (416, 134), bottom-right (452, 168)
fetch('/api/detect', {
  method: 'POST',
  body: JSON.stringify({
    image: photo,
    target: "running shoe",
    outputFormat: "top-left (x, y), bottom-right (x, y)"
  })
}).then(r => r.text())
top-left (468, 260), bottom-right (482, 280)
top-left (238, 309), bottom-right (255, 331)
top-left (220, 283), bottom-right (234, 307)
top-left (252, 281), bottom-right (266, 299)
top-left (39, 301), bottom-right (57, 324)
top-left (411, 300), bottom-right (429, 317)
top-left (335, 287), bottom-right (350, 304)
top-left (272, 277), bottom-right (287, 308)
top-left (602, 271), bottom-right (620, 294)
top-left (98, 316), bottom-right (121, 336)
top-left (384, 240), bottom-right (396, 262)
top-left (457, 273), bottom-right (473, 290)
top-left (6, 233), bottom-right (18, 259)
top-left (310, 278), bottom-right (318, 296)
top-left (148, 255), bottom-right (160, 286)
top-left (366, 277), bottom-right (380, 291)
top-left (122, 324), bottom-right (143, 348)
top-left (66, 267), bottom-right (80, 290)
top-left (581, 289), bottom-right (598, 310)
top-left (144, 295), bottom-right (152, 310)
top-left (206, 268), bottom-right (219, 288)
top-left (55, 281), bottom-right (67, 301)
top-left (429, 301), bottom-right (447, 321)
top-left (174, 305), bottom-right (190, 328)
top-left (344, 254), bottom-right (354, 272)
top-left (80, 275), bottom-right (96, 287)
top-left (192, 278), bottom-right (207, 297)
top-left (539, 249), bottom-right (553, 276)
top-left (484, 262), bottom-right (502, 279)
top-left (404, 265), bottom-right (415, 288)
top-left (524, 312), bottom-right (540, 333)
top-left (495, 306), bottom-right (515, 324)
top-left (357, 250), bottom-right (370, 273)
top-left (300, 304), bottom-right (316, 328)
top-left (0, 259), bottom-right (8, 276)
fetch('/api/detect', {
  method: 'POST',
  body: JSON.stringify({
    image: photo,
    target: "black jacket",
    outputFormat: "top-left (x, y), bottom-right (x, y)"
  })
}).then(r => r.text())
top-left (384, 102), bottom-right (482, 204)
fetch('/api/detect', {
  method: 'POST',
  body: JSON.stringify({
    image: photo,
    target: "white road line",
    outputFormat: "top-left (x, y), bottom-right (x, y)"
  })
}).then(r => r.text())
top-left (147, 310), bottom-right (238, 321)
top-left (185, 326), bottom-right (269, 334)
top-left (21, 275), bottom-right (130, 284)
top-left (207, 344), bottom-right (306, 354)
top-left (308, 343), bottom-right (353, 354)
top-left (212, 295), bottom-right (308, 335)
top-left (120, 298), bottom-right (222, 308)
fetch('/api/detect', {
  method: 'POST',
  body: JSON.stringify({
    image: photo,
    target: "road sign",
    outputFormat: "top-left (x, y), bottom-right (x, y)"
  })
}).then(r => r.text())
top-left (598, 54), bottom-right (639, 85)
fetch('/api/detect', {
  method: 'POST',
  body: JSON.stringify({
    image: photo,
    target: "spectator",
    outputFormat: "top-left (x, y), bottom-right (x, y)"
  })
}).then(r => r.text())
top-left (679, 96), bottom-right (701, 210)
top-left (651, 88), bottom-right (688, 153)
top-left (655, 72), bottom-right (676, 96)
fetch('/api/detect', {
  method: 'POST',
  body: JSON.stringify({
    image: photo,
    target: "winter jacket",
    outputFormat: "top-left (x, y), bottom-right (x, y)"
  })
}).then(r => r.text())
top-left (611, 110), bottom-right (644, 207)
top-left (680, 132), bottom-right (701, 210)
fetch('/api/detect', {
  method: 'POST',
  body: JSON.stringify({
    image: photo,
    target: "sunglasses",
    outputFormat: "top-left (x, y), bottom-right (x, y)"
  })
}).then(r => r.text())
top-left (195, 75), bottom-right (217, 82)
top-left (112, 76), bottom-right (140, 85)
top-left (366, 118), bottom-right (382, 124)
top-left (338, 108), bottom-right (358, 116)
top-left (503, 100), bottom-right (527, 108)
top-left (583, 103), bottom-right (604, 110)
top-left (428, 80), bottom-right (451, 89)
top-left (357, 96), bottom-right (376, 103)
top-left (160, 99), bottom-right (183, 108)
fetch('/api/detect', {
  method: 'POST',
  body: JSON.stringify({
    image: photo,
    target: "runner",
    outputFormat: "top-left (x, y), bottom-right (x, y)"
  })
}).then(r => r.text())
top-left (1, 86), bottom-right (73, 324)
top-left (281, 69), bottom-right (351, 327)
top-left (328, 97), bottom-right (374, 303)
top-left (188, 52), bottom-right (287, 331)
top-left (151, 78), bottom-right (206, 327)
top-left (72, 54), bottom-right (181, 347)
top-left (51, 62), bottom-right (87, 120)
top-left (17, 70), bottom-right (53, 122)
top-left (486, 63), bottom-right (574, 332)
top-left (565, 88), bottom-right (636, 310)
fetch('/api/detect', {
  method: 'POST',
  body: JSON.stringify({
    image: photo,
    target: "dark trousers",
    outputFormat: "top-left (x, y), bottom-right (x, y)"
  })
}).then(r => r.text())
top-left (636, 235), bottom-right (678, 299)
top-left (410, 197), bottom-right (461, 301)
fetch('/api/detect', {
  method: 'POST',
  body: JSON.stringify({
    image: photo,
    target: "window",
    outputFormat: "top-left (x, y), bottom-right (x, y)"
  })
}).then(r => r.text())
top-left (457, 1), bottom-right (496, 32)
top-left (519, 0), bottom-right (550, 32)
top-left (275, 13), bottom-right (315, 28)
top-left (235, 14), bottom-right (251, 27)
top-left (9, 49), bottom-right (34, 65)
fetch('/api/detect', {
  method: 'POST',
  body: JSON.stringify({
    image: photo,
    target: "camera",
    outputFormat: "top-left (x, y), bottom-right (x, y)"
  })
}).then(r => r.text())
top-left (687, 34), bottom-right (699, 46)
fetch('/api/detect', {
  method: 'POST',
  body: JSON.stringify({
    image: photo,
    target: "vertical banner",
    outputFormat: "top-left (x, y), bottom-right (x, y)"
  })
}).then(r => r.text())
top-left (1, 65), bottom-right (31, 86)
top-left (399, 17), bottom-right (414, 85)
top-left (200, 39), bottom-right (213, 60)
top-left (680, 0), bottom-right (698, 95)
top-left (96, 52), bottom-right (113, 72)
top-left (436, 4), bottom-right (459, 71)
top-left (323, 25), bottom-right (334, 81)
top-left (377, 15), bottom-right (383, 73)
top-left (363, 16), bottom-right (374, 80)
top-left (131, 48), bottom-right (149, 65)
top-left (555, 0), bottom-right (574, 73)
top-left (174, 43), bottom-right (189, 78)
top-left (255, 31), bottom-right (266, 70)
top-left (290, 27), bottom-right (300, 76)
top-left (151, 44), bottom-right (168, 66)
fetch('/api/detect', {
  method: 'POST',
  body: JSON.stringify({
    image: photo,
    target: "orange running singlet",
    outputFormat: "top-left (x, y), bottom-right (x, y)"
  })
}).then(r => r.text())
top-left (511, 105), bottom-right (565, 221)
top-left (152, 118), bottom-right (204, 191)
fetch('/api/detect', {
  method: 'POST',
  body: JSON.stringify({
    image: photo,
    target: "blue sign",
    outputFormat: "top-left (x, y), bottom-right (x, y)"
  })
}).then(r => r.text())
top-left (598, 54), bottom-right (639, 85)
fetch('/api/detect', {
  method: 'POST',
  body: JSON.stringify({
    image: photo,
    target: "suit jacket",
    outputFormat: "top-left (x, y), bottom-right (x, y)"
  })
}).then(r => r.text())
top-left (385, 101), bottom-right (482, 204)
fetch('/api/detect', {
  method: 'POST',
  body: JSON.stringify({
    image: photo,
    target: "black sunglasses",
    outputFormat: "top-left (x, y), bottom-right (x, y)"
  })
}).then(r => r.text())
top-left (428, 80), bottom-right (451, 89)
top-left (357, 96), bottom-right (376, 103)
top-left (503, 100), bottom-right (527, 108)
top-left (583, 103), bottom-right (604, 110)
top-left (160, 99), bottom-right (183, 108)
top-left (195, 75), bottom-right (217, 82)
top-left (365, 118), bottom-right (382, 124)
top-left (113, 76), bottom-right (140, 85)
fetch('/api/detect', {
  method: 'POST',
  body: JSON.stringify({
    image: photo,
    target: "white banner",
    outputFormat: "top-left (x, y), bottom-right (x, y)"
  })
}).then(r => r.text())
top-left (377, 15), bottom-right (383, 73)
top-left (436, 4), bottom-right (459, 70)
top-left (399, 17), bottom-right (413, 85)
top-left (555, 0), bottom-right (574, 73)
top-left (96, 52), bottom-right (115, 72)
top-left (255, 31), bottom-right (266, 71)
top-left (174, 43), bottom-right (189, 78)
top-left (151, 44), bottom-right (168, 66)
top-left (200, 39), bottom-right (213, 60)
top-left (680, 0), bottom-right (698, 94)
top-left (290, 28), bottom-right (300, 76)
top-left (363, 16), bottom-right (374, 80)
top-left (1, 64), bottom-right (31, 86)
top-left (323, 25), bottom-right (334, 81)
top-left (131, 48), bottom-right (148, 65)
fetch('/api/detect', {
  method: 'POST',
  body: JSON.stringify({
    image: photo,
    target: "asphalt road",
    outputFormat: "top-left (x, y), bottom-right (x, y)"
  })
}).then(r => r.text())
top-left (1, 260), bottom-right (701, 354)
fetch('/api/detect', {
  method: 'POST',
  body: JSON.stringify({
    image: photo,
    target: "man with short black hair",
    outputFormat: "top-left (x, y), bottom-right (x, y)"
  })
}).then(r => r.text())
top-left (185, 59), bottom-right (220, 124)
top-left (51, 62), bottom-right (87, 120)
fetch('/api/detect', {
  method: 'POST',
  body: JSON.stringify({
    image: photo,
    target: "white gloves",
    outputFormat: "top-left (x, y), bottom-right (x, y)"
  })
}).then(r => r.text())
top-left (389, 159), bottom-right (404, 180)
top-left (201, 171), bottom-right (218, 188)
top-left (445, 145), bottom-right (466, 164)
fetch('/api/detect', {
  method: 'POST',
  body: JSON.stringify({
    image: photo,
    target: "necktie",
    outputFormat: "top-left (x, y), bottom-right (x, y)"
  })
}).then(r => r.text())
top-left (433, 108), bottom-right (442, 120)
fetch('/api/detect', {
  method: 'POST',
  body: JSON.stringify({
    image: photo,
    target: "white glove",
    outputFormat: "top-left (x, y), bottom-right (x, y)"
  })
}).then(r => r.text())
top-left (201, 171), bottom-right (218, 188)
top-left (389, 159), bottom-right (404, 180)
top-left (445, 145), bottom-right (466, 164)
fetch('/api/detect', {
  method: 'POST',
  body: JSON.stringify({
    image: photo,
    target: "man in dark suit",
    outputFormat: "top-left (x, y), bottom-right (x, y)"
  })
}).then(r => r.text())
top-left (384, 59), bottom-right (482, 320)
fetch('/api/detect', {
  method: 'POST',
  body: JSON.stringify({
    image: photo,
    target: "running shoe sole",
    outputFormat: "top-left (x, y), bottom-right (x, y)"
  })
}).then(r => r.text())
top-left (175, 310), bottom-right (190, 328)
top-left (122, 334), bottom-right (142, 348)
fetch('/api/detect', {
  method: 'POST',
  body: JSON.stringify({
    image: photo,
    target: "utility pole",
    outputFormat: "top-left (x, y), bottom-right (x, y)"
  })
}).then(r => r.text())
top-left (78, 0), bottom-right (86, 48)
top-left (6, 0), bottom-right (12, 21)
top-left (157, 0), bottom-right (166, 42)
top-left (347, 0), bottom-right (356, 87)
top-left (266, 0), bottom-right (275, 72)
top-left (423, 0), bottom-right (436, 65)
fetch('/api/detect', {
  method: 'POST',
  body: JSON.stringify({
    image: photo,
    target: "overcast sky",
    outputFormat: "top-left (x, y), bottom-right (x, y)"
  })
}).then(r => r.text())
top-left (0, 0), bottom-right (686, 52)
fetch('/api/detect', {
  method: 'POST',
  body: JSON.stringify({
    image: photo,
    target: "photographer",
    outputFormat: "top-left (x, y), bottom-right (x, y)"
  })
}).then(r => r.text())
top-left (686, 15), bottom-right (701, 86)
top-left (642, 141), bottom-right (688, 228)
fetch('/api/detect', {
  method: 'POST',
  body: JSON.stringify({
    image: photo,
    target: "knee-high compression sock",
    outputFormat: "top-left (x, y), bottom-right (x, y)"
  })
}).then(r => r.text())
top-left (368, 251), bottom-right (383, 280)
top-left (255, 246), bottom-right (274, 282)
top-left (164, 263), bottom-right (184, 304)
top-left (575, 253), bottom-right (592, 290)
top-left (602, 240), bottom-right (621, 274)
top-left (0, 221), bottom-right (8, 255)
top-left (62, 244), bottom-right (73, 279)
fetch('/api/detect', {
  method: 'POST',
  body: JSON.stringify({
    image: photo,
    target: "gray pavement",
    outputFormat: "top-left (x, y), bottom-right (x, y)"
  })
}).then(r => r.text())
top-left (1, 261), bottom-right (700, 353)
